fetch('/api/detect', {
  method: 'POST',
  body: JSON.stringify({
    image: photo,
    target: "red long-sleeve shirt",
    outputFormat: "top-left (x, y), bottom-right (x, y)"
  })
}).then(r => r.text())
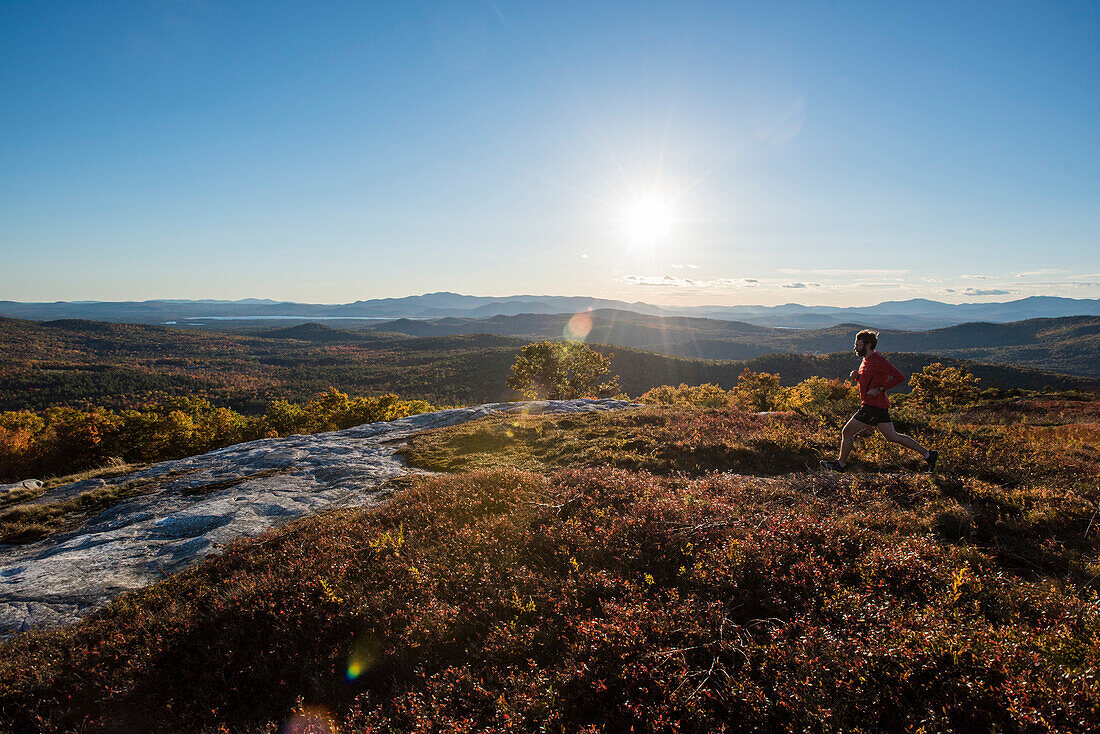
top-left (857, 351), bottom-right (905, 408)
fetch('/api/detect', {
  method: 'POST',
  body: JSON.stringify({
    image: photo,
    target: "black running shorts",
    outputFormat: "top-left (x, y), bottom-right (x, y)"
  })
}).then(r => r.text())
top-left (852, 405), bottom-right (891, 425)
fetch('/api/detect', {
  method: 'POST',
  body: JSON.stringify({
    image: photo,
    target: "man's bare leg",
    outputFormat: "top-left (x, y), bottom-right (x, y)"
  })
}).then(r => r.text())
top-left (839, 418), bottom-right (874, 466)
top-left (876, 422), bottom-right (930, 459)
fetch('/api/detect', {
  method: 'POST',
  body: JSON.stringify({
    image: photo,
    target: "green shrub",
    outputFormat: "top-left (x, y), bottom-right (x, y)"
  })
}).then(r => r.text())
top-left (507, 341), bottom-right (621, 400)
top-left (909, 362), bottom-right (981, 413)
top-left (779, 375), bottom-right (860, 417)
top-left (0, 390), bottom-right (436, 483)
top-left (638, 382), bottom-right (731, 408)
top-left (729, 368), bottom-right (783, 411)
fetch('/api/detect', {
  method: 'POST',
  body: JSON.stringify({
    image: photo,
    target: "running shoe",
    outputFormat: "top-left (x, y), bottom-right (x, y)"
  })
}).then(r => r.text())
top-left (820, 460), bottom-right (847, 473)
top-left (925, 450), bottom-right (939, 473)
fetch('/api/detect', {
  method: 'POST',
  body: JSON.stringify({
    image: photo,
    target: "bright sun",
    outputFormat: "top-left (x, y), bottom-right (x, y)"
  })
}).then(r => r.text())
top-left (618, 191), bottom-right (677, 246)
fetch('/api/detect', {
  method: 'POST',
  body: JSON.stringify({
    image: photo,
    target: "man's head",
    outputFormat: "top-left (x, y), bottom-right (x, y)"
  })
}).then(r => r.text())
top-left (854, 329), bottom-right (878, 357)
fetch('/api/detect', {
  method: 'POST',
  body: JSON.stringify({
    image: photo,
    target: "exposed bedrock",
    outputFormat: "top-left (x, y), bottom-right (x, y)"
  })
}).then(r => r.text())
top-left (0, 399), bottom-right (634, 637)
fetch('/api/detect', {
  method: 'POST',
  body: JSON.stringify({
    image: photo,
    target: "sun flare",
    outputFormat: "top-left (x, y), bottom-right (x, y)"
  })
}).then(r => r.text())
top-left (618, 191), bottom-right (678, 246)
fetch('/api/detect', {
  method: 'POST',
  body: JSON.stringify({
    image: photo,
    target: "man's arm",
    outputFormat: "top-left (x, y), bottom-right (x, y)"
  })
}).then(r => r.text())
top-left (876, 357), bottom-right (905, 391)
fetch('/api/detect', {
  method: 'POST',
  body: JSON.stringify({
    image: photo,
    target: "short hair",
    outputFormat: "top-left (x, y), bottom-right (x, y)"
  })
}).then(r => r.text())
top-left (855, 329), bottom-right (878, 349)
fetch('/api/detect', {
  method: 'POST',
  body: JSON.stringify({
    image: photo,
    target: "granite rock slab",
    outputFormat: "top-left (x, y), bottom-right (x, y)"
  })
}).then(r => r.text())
top-left (0, 399), bottom-right (634, 637)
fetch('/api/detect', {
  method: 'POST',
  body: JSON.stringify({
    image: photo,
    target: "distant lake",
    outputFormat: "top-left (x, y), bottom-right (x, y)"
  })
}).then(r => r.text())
top-left (174, 316), bottom-right (401, 322)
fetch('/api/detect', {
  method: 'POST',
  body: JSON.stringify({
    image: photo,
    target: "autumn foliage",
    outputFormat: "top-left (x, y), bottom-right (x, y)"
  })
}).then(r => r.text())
top-left (908, 361), bottom-right (983, 413)
top-left (0, 390), bottom-right (434, 483)
top-left (1, 370), bottom-right (1098, 731)
top-left (640, 370), bottom-right (859, 418)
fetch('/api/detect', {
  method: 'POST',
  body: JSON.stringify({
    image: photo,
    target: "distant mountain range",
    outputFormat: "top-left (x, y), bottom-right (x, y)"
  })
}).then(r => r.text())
top-left (3, 294), bottom-right (1100, 330)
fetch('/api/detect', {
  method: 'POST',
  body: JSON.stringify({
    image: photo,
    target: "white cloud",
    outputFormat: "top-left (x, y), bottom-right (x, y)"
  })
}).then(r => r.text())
top-left (622, 275), bottom-right (683, 287)
top-left (782, 282), bottom-right (821, 289)
top-left (963, 288), bottom-right (1011, 296)
top-left (1017, 280), bottom-right (1100, 290)
top-left (1016, 269), bottom-right (1064, 278)
top-left (580, 253), bottom-right (589, 259)
top-left (670, 264), bottom-right (699, 270)
top-left (961, 275), bottom-right (989, 280)
top-left (780, 268), bottom-right (908, 276)
top-left (814, 269), bottom-right (908, 276)
top-left (620, 275), bottom-right (758, 289)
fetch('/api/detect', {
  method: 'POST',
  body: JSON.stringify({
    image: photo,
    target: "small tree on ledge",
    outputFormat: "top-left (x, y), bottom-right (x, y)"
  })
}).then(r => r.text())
top-left (506, 341), bottom-right (621, 400)
top-left (908, 362), bottom-right (981, 413)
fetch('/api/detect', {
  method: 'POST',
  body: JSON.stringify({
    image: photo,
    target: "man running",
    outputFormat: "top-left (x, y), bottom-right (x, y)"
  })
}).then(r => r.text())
top-left (820, 329), bottom-right (938, 473)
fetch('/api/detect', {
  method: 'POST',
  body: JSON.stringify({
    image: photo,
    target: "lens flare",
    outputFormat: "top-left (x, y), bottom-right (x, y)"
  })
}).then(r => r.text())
top-left (564, 312), bottom-right (593, 341)
top-left (346, 635), bottom-right (381, 682)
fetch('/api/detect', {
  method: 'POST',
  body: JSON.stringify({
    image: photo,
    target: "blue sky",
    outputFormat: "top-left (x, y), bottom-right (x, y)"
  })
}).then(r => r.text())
top-left (2, 1), bottom-right (1097, 306)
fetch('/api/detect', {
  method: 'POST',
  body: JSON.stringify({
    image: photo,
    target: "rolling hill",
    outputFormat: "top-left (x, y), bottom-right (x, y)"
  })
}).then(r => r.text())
top-left (358, 311), bottom-right (1100, 379)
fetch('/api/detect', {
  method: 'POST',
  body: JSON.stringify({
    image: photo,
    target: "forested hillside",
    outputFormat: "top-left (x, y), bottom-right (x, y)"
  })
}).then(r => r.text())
top-left (1, 317), bottom-right (1095, 413)
top-left (355, 311), bottom-right (1100, 378)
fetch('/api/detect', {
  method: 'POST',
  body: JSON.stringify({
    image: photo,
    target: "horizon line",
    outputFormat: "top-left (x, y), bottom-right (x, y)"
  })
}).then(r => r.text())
top-left (1, 293), bottom-right (1097, 310)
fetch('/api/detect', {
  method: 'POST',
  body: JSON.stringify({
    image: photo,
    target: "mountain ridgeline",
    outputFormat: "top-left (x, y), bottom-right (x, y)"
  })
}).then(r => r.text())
top-left (3, 294), bottom-right (1100, 330)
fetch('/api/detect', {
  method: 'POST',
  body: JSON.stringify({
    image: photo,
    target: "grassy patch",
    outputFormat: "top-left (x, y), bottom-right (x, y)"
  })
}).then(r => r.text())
top-left (39, 459), bottom-right (148, 491)
top-left (402, 402), bottom-right (1100, 486)
top-left (402, 407), bottom-right (822, 476)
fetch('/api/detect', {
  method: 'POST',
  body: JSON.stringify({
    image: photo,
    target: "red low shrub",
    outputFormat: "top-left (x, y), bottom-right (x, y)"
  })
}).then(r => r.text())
top-left (2, 468), bottom-right (1097, 732)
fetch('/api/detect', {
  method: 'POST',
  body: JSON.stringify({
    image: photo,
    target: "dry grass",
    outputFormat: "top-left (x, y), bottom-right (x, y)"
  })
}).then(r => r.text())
top-left (0, 467), bottom-right (196, 544)
top-left (0, 459), bottom-right (148, 511)
top-left (401, 407), bottom-right (821, 477)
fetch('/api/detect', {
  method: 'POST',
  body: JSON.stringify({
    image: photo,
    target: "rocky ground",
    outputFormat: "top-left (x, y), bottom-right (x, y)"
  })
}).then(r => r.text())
top-left (0, 399), bottom-right (634, 637)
